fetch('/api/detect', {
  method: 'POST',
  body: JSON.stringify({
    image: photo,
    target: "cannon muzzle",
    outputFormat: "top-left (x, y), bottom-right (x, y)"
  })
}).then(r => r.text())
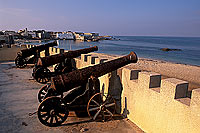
top-left (19, 41), bottom-right (57, 58)
top-left (52, 51), bottom-right (138, 93)
top-left (36, 46), bottom-right (98, 67)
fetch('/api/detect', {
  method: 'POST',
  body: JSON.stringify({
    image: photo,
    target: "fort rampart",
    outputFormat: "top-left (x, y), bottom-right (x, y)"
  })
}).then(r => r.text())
top-left (76, 52), bottom-right (200, 133)
top-left (1, 44), bottom-right (200, 132)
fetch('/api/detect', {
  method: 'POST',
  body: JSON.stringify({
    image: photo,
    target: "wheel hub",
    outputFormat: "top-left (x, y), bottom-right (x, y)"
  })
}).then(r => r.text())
top-left (100, 105), bottom-right (105, 111)
top-left (50, 110), bottom-right (55, 115)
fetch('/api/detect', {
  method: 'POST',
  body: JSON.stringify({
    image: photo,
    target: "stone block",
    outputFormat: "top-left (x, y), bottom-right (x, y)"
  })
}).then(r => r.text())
top-left (88, 56), bottom-right (98, 64)
top-left (138, 72), bottom-right (161, 89)
top-left (191, 88), bottom-right (200, 108)
top-left (81, 54), bottom-right (91, 62)
top-left (122, 68), bottom-right (141, 81)
top-left (160, 78), bottom-right (188, 100)
top-left (59, 49), bottom-right (64, 54)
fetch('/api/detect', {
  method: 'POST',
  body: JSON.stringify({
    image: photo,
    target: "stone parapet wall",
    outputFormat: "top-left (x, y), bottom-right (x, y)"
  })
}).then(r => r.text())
top-left (25, 44), bottom-right (62, 57)
top-left (75, 52), bottom-right (200, 133)
top-left (122, 68), bottom-right (200, 132)
top-left (2, 44), bottom-right (200, 132)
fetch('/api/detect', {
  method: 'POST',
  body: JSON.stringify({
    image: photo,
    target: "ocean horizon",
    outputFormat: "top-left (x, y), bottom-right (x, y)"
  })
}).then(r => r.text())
top-left (30, 36), bottom-right (200, 66)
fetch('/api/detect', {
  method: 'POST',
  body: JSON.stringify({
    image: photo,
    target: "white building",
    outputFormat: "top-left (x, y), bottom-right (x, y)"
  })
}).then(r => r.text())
top-left (56, 32), bottom-right (74, 40)
top-left (73, 32), bottom-right (84, 41)
top-left (28, 31), bottom-right (36, 38)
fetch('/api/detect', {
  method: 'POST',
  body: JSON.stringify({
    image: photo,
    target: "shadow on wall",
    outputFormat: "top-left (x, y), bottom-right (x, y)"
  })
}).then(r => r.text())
top-left (107, 70), bottom-right (124, 114)
top-left (122, 97), bottom-right (129, 118)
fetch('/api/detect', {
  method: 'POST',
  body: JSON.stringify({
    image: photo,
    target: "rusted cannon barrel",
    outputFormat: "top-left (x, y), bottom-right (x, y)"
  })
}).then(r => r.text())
top-left (19, 41), bottom-right (57, 58)
top-left (52, 51), bottom-right (137, 93)
top-left (36, 46), bottom-right (98, 67)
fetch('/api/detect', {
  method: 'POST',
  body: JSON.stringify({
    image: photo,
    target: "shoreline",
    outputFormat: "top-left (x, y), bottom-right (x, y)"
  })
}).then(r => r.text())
top-left (14, 39), bottom-right (200, 66)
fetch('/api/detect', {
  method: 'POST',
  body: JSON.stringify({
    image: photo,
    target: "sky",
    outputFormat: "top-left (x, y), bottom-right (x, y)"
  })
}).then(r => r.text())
top-left (0, 0), bottom-right (200, 37)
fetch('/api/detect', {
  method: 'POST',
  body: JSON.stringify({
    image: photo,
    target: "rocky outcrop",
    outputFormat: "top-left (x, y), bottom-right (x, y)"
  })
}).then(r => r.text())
top-left (161, 48), bottom-right (182, 51)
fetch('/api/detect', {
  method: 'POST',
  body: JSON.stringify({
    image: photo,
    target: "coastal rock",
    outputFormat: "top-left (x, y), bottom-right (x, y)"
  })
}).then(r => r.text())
top-left (160, 48), bottom-right (182, 51)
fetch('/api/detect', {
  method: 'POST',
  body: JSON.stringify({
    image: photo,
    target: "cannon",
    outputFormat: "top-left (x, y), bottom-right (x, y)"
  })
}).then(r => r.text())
top-left (32, 46), bottom-right (98, 84)
top-left (15, 41), bottom-right (57, 68)
top-left (37, 51), bottom-right (138, 127)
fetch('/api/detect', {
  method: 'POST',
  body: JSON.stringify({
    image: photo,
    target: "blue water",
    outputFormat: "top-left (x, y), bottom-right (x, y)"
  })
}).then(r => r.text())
top-left (33, 36), bottom-right (200, 66)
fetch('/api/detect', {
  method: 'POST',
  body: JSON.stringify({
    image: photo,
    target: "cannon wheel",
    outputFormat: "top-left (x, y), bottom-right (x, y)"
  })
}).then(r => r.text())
top-left (54, 64), bottom-right (62, 73)
top-left (32, 67), bottom-right (37, 78)
top-left (15, 56), bottom-right (27, 68)
top-left (34, 67), bottom-right (51, 84)
top-left (38, 83), bottom-right (63, 103)
top-left (38, 83), bottom-right (51, 103)
top-left (87, 93), bottom-right (116, 121)
top-left (37, 96), bottom-right (68, 127)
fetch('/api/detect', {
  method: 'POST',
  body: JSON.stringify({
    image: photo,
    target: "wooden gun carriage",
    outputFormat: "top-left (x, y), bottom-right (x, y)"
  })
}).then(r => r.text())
top-left (37, 51), bottom-right (138, 127)
top-left (15, 41), bottom-right (57, 68)
top-left (32, 46), bottom-right (98, 84)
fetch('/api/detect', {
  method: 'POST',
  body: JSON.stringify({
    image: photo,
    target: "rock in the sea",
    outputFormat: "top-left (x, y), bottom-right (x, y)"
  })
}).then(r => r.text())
top-left (161, 48), bottom-right (182, 51)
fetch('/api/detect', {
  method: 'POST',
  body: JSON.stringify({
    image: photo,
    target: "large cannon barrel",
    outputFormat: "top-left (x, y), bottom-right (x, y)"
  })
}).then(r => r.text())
top-left (36, 46), bottom-right (98, 67)
top-left (19, 41), bottom-right (57, 58)
top-left (52, 51), bottom-right (138, 93)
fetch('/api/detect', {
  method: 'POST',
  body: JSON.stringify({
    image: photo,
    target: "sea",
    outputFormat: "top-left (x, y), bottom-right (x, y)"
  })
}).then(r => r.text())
top-left (31, 36), bottom-right (200, 66)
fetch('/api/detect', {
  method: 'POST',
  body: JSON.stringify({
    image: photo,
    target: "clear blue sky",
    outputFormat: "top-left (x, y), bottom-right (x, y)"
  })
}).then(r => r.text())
top-left (0, 0), bottom-right (200, 37)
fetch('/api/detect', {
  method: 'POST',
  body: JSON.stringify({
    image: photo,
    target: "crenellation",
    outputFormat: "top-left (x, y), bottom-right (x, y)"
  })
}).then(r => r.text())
top-left (99, 58), bottom-right (108, 64)
top-left (88, 56), bottom-right (98, 64)
top-left (122, 68), bottom-right (140, 81)
top-left (81, 54), bottom-right (91, 62)
top-left (55, 48), bottom-right (59, 54)
top-left (130, 69), bottom-right (141, 80)
top-left (138, 71), bottom-right (161, 90)
top-left (160, 78), bottom-right (188, 100)
top-left (191, 88), bottom-right (200, 110)
top-left (94, 57), bottom-right (100, 64)
top-left (149, 73), bottom-right (161, 88)
top-left (94, 58), bottom-right (108, 65)
top-left (63, 52), bottom-right (200, 132)
top-left (60, 49), bottom-right (64, 54)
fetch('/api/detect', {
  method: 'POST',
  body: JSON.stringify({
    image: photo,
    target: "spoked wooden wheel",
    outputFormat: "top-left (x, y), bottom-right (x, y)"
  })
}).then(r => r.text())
top-left (34, 67), bottom-right (51, 84)
top-left (87, 93), bottom-right (116, 121)
top-left (32, 67), bottom-right (37, 73)
top-left (15, 56), bottom-right (27, 68)
top-left (32, 67), bottom-right (37, 78)
top-left (54, 64), bottom-right (62, 73)
top-left (38, 96), bottom-right (68, 127)
top-left (38, 83), bottom-right (51, 103)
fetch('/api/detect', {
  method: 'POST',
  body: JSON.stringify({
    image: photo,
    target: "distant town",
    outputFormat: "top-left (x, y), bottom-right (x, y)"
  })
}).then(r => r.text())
top-left (0, 28), bottom-right (113, 46)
